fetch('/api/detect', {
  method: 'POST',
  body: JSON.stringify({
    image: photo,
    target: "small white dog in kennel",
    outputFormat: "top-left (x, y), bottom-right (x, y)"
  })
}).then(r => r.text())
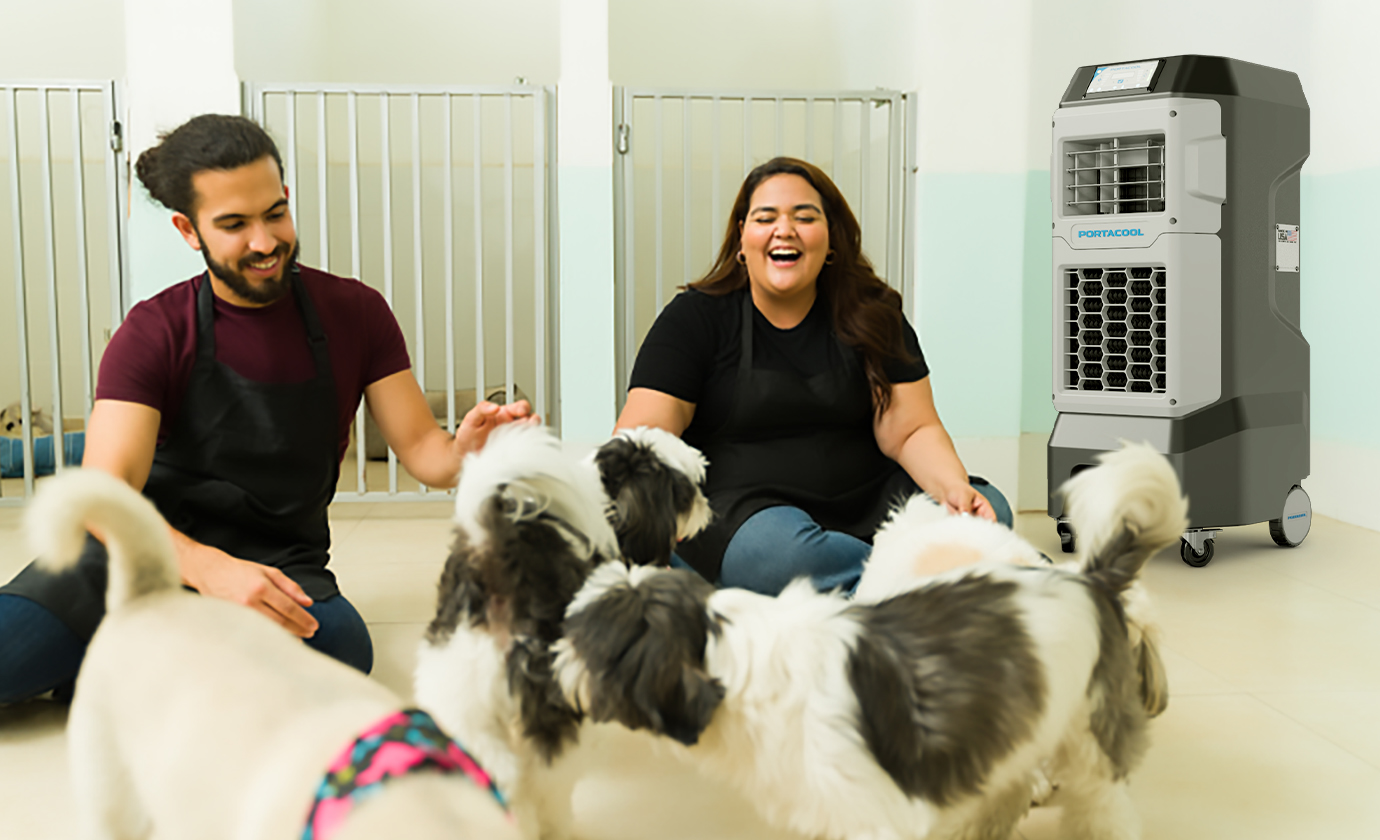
top-left (555, 442), bottom-right (1187, 840)
top-left (28, 469), bottom-right (518, 840)
top-left (413, 423), bottom-right (712, 839)
top-left (1, 400), bottom-right (54, 438)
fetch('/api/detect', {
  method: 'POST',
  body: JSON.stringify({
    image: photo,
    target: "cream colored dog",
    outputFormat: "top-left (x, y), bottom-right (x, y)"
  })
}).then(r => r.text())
top-left (28, 468), bottom-right (518, 840)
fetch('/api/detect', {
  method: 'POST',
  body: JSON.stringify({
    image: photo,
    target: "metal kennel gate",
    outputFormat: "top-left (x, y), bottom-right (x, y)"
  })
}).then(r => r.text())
top-left (246, 82), bottom-right (559, 502)
top-left (611, 88), bottom-right (916, 409)
top-left (0, 80), bottom-right (127, 505)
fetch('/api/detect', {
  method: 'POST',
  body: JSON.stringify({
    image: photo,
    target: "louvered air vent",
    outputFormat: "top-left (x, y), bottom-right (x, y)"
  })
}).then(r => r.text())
top-left (1064, 135), bottom-right (1165, 215)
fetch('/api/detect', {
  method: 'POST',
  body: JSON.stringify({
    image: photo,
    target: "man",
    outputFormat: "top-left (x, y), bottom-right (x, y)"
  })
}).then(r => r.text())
top-left (0, 114), bottom-right (530, 701)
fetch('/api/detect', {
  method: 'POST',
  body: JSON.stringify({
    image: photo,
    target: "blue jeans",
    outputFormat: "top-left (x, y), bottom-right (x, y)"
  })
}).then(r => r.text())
top-left (0, 591), bottom-right (373, 705)
top-left (693, 478), bottom-right (1013, 597)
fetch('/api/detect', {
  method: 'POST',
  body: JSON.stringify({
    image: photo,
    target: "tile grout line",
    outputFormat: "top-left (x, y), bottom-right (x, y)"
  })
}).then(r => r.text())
top-left (1250, 691), bottom-right (1380, 774)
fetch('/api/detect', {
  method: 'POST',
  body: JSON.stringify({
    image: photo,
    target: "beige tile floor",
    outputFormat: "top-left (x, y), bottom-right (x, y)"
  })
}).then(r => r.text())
top-left (2, 497), bottom-right (1379, 839)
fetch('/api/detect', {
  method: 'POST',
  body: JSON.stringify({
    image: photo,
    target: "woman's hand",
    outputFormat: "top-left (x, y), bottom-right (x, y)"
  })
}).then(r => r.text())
top-left (939, 482), bottom-right (997, 522)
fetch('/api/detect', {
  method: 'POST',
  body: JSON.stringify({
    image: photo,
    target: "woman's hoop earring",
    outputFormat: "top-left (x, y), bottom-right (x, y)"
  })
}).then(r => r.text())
top-left (736, 251), bottom-right (747, 265)
top-left (825, 250), bottom-right (837, 264)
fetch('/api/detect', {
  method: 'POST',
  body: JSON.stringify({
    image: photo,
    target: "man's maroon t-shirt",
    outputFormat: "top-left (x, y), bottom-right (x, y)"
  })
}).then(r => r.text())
top-left (96, 265), bottom-right (412, 461)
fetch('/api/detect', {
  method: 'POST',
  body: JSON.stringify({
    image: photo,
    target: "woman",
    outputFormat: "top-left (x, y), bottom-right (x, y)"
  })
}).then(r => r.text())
top-left (616, 157), bottom-right (1011, 595)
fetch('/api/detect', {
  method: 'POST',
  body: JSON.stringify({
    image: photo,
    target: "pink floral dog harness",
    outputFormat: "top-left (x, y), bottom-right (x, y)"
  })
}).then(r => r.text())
top-left (302, 708), bottom-right (507, 840)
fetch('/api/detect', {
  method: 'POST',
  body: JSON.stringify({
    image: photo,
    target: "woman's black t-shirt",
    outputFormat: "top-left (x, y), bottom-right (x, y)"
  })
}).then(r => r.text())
top-left (628, 288), bottom-right (929, 449)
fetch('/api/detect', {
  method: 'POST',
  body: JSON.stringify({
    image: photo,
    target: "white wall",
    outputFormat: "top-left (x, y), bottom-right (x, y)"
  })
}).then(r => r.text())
top-left (610, 0), bottom-right (917, 91)
top-left (233, 0), bottom-right (561, 85)
top-left (0, 0), bottom-right (126, 80)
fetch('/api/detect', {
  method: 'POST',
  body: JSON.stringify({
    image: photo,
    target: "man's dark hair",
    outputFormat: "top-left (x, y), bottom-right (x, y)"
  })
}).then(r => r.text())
top-left (134, 114), bottom-right (283, 217)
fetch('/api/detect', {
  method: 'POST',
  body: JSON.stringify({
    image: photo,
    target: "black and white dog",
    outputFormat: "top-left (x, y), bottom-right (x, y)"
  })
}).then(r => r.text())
top-left (591, 425), bottom-right (711, 567)
top-left (413, 423), bottom-right (710, 839)
top-left (554, 443), bottom-right (1187, 840)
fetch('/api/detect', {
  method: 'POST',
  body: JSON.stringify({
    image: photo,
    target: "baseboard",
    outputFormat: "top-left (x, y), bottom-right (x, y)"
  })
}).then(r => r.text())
top-left (1018, 431), bottom-right (1050, 512)
top-left (951, 436), bottom-right (1020, 507)
top-left (1308, 438), bottom-right (1380, 533)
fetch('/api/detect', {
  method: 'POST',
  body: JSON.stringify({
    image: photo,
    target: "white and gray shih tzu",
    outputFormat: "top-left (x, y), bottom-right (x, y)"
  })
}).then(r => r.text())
top-left (592, 425), bottom-right (712, 567)
top-left (413, 423), bottom-right (710, 839)
top-left (554, 442), bottom-right (1186, 840)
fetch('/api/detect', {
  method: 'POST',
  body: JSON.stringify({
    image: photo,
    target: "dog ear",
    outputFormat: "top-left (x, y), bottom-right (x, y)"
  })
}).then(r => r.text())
top-left (595, 437), bottom-right (682, 566)
top-left (508, 637), bottom-right (584, 762)
top-left (425, 534), bottom-right (490, 643)
top-left (564, 570), bottom-right (724, 745)
top-left (476, 494), bottom-right (598, 645)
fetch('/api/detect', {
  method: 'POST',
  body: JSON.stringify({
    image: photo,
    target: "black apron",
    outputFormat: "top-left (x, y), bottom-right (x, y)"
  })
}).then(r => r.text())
top-left (1, 269), bottom-right (341, 640)
top-left (677, 292), bottom-right (916, 581)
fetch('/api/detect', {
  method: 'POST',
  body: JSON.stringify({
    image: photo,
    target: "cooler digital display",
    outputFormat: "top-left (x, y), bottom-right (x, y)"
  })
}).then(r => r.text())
top-left (1086, 61), bottom-right (1161, 95)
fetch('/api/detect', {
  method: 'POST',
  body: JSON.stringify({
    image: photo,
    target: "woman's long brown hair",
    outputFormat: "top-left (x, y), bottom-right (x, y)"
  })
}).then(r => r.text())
top-left (689, 157), bottom-right (913, 415)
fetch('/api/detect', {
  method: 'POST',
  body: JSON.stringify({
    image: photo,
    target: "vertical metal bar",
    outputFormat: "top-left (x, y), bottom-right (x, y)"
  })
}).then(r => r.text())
top-left (443, 94), bottom-right (456, 432)
top-left (654, 95), bottom-right (664, 313)
top-left (6, 87), bottom-right (36, 494)
top-left (710, 96), bottom-right (721, 267)
top-left (70, 88), bottom-right (94, 418)
top-left (410, 93), bottom-right (425, 492)
top-left (886, 94), bottom-right (902, 288)
top-left (805, 97), bottom-right (815, 163)
top-left (380, 95), bottom-right (397, 494)
top-left (543, 87), bottom-right (560, 432)
top-left (858, 97), bottom-right (869, 239)
top-left (620, 92), bottom-right (635, 399)
top-left (38, 89), bottom-right (66, 469)
top-left (774, 97), bottom-right (783, 156)
top-left (411, 93), bottom-right (425, 391)
top-left (902, 91), bottom-right (920, 319)
top-left (472, 94), bottom-right (485, 415)
top-left (102, 82), bottom-right (122, 329)
top-left (832, 98), bottom-right (842, 181)
top-left (743, 96), bottom-right (753, 177)
top-left (503, 93), bottom-right (514, 404)
top-left (380, 96), bottom-right (394, 304)
top-left (317, 91), bottom-right (329, 272)
top-left (347, 91), bottom-right (365, 494)
top-left (682, 96), bottom-right (691, 288)
top-left (285, 92), bottom-right (298, 225)
top-left (611, 89), bottom-right (635, 416)
top-left (532, 89), bottom-right (546, 422)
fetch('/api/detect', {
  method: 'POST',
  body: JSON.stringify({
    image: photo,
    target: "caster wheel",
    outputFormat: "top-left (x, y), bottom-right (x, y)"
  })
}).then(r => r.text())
top-left (1181, 538), bottom-right (1214, 567)
top-left (1057, 521), bottom-right (1076, 554)
top-left (1269, 485), bottom-right (1311, 547)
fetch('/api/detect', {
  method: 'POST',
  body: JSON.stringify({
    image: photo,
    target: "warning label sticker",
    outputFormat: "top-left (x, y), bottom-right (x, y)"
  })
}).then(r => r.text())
top-left (1276, 224), bottom-right (1300, 273)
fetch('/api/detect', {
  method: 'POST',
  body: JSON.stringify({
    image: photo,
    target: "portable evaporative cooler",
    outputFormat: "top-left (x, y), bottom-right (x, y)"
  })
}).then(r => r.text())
top-left (1046, 55), bottom-right (1311, 567)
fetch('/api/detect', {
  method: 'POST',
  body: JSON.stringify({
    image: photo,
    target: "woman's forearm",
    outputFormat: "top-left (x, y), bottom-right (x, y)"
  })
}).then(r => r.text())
top-left (892, 423), bottom-right (971, 500)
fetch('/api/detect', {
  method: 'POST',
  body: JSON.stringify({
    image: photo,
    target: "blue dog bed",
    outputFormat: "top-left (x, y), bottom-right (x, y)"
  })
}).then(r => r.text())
top-left (0, 432), bottom-right (86, 478)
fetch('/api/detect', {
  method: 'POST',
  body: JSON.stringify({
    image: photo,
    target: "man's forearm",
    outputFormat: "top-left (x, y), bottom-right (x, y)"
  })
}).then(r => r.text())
top-left (395, 426), bottom-right (464, 489)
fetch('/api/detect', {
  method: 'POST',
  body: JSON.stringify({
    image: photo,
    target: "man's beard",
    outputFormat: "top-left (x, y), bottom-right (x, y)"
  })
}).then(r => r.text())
top-left (198, 236), bottom-right (300, 305)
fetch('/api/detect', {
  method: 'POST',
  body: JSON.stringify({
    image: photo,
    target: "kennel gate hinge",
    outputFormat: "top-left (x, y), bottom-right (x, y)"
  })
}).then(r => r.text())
top-left (616, 123), bottom-right (630, 155)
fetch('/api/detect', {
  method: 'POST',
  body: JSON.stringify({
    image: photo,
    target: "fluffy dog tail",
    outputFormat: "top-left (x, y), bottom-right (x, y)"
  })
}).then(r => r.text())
top-left (1061, 441), bottom-right (1187, 592)
top-left (27, 468), bottom-right (179, 613)
top-left (1061, 442), bottom-right (1185, 720)
top-left (592, 426), bottom-right (711, 566)
top-left (454, 422), bottom-right (619, 563)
